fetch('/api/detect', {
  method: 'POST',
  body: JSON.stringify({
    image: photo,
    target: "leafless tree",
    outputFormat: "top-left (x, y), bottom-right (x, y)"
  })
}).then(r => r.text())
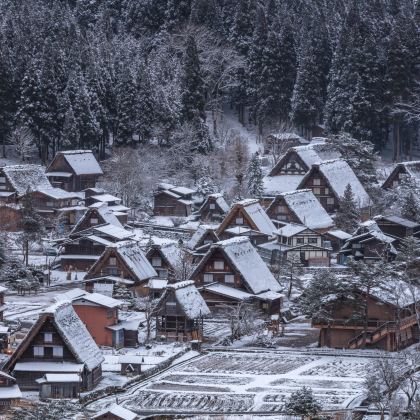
top-left (132, 296), bottom-right (160, 343)
top-left (225, 301), bottom-right (264, 342)
top-left (9, 125), bottom-right (36, 162)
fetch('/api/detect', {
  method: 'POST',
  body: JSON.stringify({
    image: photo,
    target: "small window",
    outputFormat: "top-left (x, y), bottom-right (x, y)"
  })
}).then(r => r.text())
top-left (225, 275), bottom-right (235, 284)
top-left (209, 203), bottom-right (216, 210)
top-left (107, 309), bottom-right (114, 319)
top-left (327, 197), bottom-right (335, 205)
top-left (313, 188), bottom-right (321, 195)
top-left (203, 274), bottom-right (213, 283)
top-left (46, 201), bottom-right (54, 207)
top-left (152, 257), bottom-right (162, 267)
top-left (34, 346), bottom-right (44, 357)
top-left (0, 176), bottom-right (5, 183)
top-left (53, 346), bottom-right (63, 358)
top-left (324, 187), bottom-right (329, 195)
top-left (277, 205), bottom-right (287, 213)
top-left (308, 237), bottom-right (318, 244)
top-left (313, 178), bottom-right (321, 186)
top-left (90, 218), bottom-right (99, 225)
top-left (214, 260), bottom-right (224, 270)
top-left (235, 217), bottom-right (244, 225)
top-left (109, 257), bottom-right (117, 266)
top-left (0, 185), bottom-right (6, 190)
top-left (44, 333), bottom-right (53, 343)
top-left (296, 238), bottom-right (304, 244)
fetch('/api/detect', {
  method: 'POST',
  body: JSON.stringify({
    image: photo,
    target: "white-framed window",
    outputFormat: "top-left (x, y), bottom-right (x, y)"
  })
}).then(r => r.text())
top-left (152, 257), bottom-right (162, 267)
top-left (313, 188), bottom-right (321, 195)
top-left (90, 217), bottom-right (98, 225)
top-left (214, 260), bottom-right (224, 270)
top-left (277, 205), bottom-right (287, 213)
top-left (109, 257), bottom-right (117, 266)
top-left (203, 274), bottom-right (213, 283)
top-left (225, 274), bottom-right (235, 284)
top-left (235, 217), bottom-right (244, 225)
top-left (71, 199), bottom-right (78, 206)
top-left (46, 201), bottom-right (54, 207)
top-left (44, 333), bottom-right (53, 343)
top-left (0, 185), bottom-right (6, 190)
top-left (53, 346), bottom-right (63, 358)
top-left (34, 346), bottom-right (44, 357)
top-left (313, 178), bottom-right (321, 186)
top-left (209, 203), bottom-right (216, 210)
top-left (324, 187), bottom-right (329, 194)
top-left (327, 197), bottom-right (335, 205)
top-left (0, 176), bottom-right (5, 183)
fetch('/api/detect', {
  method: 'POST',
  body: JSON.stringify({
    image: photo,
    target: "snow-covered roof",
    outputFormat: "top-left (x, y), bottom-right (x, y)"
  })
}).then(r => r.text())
top-left (85, 235), bottom-right (115, 247)
top-left (225, 226), bottom-right (252, 234)
top-left (45, 171), bottom-right (73, 178)
top-left (307, 159), bottom-right (370, 207)
top-left (170, 186), bottom-right (196, 196)
top-left (186, 224), bottom-right (219, 250)
top-left (43, 301), bottom-right (104, 371)
top-left (201, 282), bottom-right (254, 301)
top-left (370, 280), bottom-right (419, 306)
top-left (271, 189), bottom-right (334, 230)
top-left (237, 199), bottom-right (276, 235)
top-left (166, 280), bottom-right (210, 319)
top-left (13, 362), bottom-right (83, 372)
top-left (2, 165), bottom-right (52, 196)
top-left (326, 230), bottom-right (352, 240)
top-left (275, 223), bottom-right (307, 237)
top-left (294, 143), bottom-right (341, 168)
top-left (37, 373), bottom-right (81, 383)
top-left (54, 288), bottom-right (87, 303)
top-left (198, 193), bottom-right (229, 213)
top-left (400, 160), bottom-right (420, 182)
top-left (374, 215), bottom-right (419, 228)
top-left (148, 279), bottom-right (168, 289)
top-left (93, 224), bottom-right (134, 240)
top-left (158, 243), bottom-right (182, 268)
top-left (108, 204), bottom-right (130, 212)
top-left (91, 193), bottom-right (121, 203)
top-left (92, 403), bottom-right (137, 420)
top-left (111, 242), bottom-right (157, 281)
top-left (263, 174), bottom-right (304, 195)
top-left (60, 150), bottom-right (103, 176)
top-left (37, 187), bottom-right (79, 200)
top-left (72, 292), bottom-right (122, 308)
top-left (216, 237), bottom-right (281, 294)
top-left (0, 385), bottom-right (21, 399)
top-left (269, 132), bottom-right (307, 142)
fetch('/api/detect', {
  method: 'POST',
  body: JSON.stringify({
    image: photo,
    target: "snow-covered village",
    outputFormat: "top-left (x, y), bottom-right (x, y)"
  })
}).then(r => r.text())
top-left (0, 1), bottom-right (419, 419)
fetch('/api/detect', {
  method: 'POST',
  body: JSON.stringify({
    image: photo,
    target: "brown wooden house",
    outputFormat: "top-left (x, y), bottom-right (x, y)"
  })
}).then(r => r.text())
top-left (323, 230), bottom-right (352, 253)
top-left (297, 159), bottom-right (370, 214)
top-left (155, 280), bottom-right (210, 342)
top-left (259, 223), bottom-right (331, 267)
top-left (46, 150), bottom-right (103, 192)
top-left (186, 224), bottom-right (220, 257)
top-left (4, 301), bottom-right (103, 391)
top-left (312, 283), bottom-right (419, 351)
top-left (374, 215), bottom-right (420, 239)
top-left (266, 189), bottom-right (334, 232)
top-left (153, 183), bottom-right (196, 217)
top-left (217, 199), bottom-right (276, 241)
top-left (190, 237), bottom-right (283, 314)
top-left (0, 371), bottom-right (21, 409)
top-left (263, 143), bottom-right (341, 196)
top-left (197, 193), bottom-right (229, 222)
top-left (85, 242), bottom-right (157, 297)
top-left (0, 204), bottom-right (21, 231)
top-left (381, 160), bottom-right (420, 189)
top-left (339, 222), bottom-right (398, 263)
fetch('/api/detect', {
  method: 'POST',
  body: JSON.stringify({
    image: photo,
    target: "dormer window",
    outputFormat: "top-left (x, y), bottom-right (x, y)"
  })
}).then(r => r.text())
top-left (44, 333), bottom-right (53, 343)
top-left (313, 178), bottom-right (321, 186)
top-left (90, 218), bottom-right (98, 225)
top-left (109, 257), bottom-right (117, 266)
top-left (209, 203), bottom-right (216, 210)
top-left (235, 217), bottom-right (244, 225)
top-left (152, 257), bottom-right (162, 267)
top-left (214, 260), bottom-right (224, 270)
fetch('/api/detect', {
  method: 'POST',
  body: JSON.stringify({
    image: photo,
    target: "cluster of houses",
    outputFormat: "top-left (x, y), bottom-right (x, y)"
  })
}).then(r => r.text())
top-left (0, 142), bottom-right (419, 407)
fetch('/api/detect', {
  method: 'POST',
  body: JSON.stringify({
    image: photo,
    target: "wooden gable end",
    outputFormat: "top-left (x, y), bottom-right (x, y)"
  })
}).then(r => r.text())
top-left (0, 169), bottom-right (17, 195)
top-left (299, 168), bottom-right (338, 213)
top-left (48, 154), bottom-right (75, 175)
top-left (19, 318), bottom-right (77, 363)
top-left (218, 206), bottom-right (257, 236)
top-left (87, 249), bottom-right (134, 280)
top-left (192, 248), bottom-right (244, 290)
top-left (382, 166), bottom-right (407, 189)
top-left (199, 197), bottom-right (225, 221)
top-left (269, 151), bottom-right (309, 176)
top-left (196, 230), bottom-right (219, 249)
top-left (266, 196), bottom-right (300, 224)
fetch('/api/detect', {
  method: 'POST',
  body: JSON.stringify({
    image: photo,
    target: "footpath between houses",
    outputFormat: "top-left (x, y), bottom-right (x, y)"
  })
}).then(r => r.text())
top-left (80, 347), bottom-right (194, 406)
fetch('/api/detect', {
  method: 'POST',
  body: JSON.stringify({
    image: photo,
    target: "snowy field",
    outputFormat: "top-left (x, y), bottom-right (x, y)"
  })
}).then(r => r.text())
top-left (86, 349), bottom-right (389, 416)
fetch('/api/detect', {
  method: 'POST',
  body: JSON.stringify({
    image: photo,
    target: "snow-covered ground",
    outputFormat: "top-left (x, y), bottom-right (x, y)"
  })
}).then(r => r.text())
top-left (85, 348), bottom-right (393, 416)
